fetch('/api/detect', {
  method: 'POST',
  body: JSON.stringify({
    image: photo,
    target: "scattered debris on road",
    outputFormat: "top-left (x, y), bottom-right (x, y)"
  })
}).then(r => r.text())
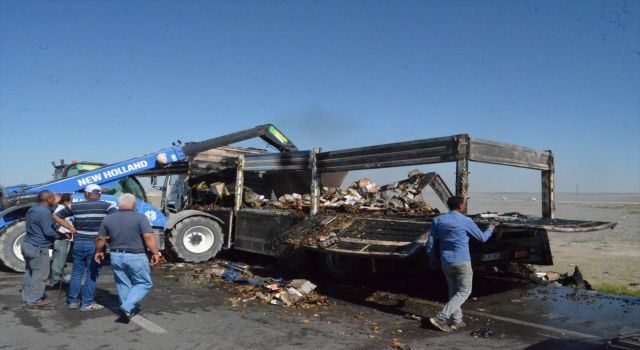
top-left (168, 260), bottom-right (329, 308)
top-left (470, 327), bottom-right (495, 338)
top-left (390, 337), bottom-right (411, 350)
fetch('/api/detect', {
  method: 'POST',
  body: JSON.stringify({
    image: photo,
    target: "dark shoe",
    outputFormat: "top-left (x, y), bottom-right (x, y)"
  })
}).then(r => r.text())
top-left (116, 308), bottom-right (131, 324)
top-left (28, 300), bottom-right (51, 308)
top-left (450, 321), bottom-right (466, 330)
top-left (429, 317), bottom-right (453, 332)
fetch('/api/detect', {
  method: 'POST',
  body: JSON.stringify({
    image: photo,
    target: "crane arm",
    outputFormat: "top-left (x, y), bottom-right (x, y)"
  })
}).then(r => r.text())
top-left (23, 124), bottom-right (297, 194)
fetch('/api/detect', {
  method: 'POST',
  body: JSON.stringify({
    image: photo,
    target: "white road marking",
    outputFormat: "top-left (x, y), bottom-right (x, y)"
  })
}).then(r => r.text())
top-left (410, 298), bottom-right (601, 340)
top-left (131, 315), bottom-right (168, 334)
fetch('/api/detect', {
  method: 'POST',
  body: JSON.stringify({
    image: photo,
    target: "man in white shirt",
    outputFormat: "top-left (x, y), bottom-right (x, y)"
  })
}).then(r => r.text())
top-left (49, 193), bottom-right (73, 287)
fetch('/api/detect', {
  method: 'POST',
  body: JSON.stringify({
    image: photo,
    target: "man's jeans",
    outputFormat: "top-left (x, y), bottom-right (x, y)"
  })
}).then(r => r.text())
top-left (49, 239), bottom-right (69, 285)
top-left (21, 242), bottom-right (50, 305)
top-left (110, 252), bottom-right (153, 314)
top-left (68, 240), bottom-right (101, 307)
top-left (437, 261), bottom-right (473, 324)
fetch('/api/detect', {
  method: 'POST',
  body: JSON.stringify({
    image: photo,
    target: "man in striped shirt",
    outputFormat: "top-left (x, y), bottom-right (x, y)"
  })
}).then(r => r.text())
top-left (54, 184), bottom-right (116, 311)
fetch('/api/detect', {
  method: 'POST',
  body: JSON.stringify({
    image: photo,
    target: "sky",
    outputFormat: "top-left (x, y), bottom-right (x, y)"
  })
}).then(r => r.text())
top-left (0, 0), bottom-right (638, 193)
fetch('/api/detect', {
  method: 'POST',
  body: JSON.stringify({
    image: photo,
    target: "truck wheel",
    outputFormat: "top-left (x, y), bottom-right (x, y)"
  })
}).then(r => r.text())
top-left (0, 220), bottom-right (27, 272)
top-left (320, 253), bottom-right (362, 281)
top-left (168, 217), bottom-right (223, 263)
top-left (277, 245), bottom-right (310, 273)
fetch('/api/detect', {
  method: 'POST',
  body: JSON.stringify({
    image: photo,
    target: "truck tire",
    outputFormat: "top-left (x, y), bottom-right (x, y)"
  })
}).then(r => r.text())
top-left (320, 253), bottom-right (362, 282)
top-left (277, 245), bottom-right (310, 273)
top-left (168, 217), bottom-right (223, 263)
top-left (0, 220), bottom-right (27, 272)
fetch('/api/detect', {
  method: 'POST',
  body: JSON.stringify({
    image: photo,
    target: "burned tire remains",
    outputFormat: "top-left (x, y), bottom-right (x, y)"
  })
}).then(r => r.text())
top-left (0, 220), bottom-right (27, 273)
top-left (320, 253), bottom-right (362, 281)
top-left (168, 217), bottom-right (223, 263)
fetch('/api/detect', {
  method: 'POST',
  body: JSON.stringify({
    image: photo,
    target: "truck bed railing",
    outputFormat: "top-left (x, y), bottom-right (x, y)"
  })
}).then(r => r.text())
top-left (239, 134), bottom-right (556, 218)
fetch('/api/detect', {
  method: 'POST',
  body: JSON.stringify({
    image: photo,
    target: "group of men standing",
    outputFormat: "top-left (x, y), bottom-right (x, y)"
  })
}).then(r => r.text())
top-left (21, 184), bottom-right (493, 331)
top-left (21, 185), bottom-right (163, 322)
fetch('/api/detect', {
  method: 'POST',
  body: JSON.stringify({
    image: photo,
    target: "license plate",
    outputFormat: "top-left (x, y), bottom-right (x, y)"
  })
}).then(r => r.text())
top-left (514, 250), bottom-right (528, 258)
top-left (481, 253), bottom-right (500, 262)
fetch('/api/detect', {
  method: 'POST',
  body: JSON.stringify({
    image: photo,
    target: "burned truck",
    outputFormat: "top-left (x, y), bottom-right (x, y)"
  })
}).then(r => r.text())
top-left (160, 134), bottom-right (615, 277)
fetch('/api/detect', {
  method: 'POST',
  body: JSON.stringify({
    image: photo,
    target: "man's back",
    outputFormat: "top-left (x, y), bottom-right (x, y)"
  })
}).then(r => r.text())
top-left (99, 210), bottom-right (152, 253)
top-left (24, 205), bottom-right (56, 248)
top-left (429, 211), bottom-right (493, 264)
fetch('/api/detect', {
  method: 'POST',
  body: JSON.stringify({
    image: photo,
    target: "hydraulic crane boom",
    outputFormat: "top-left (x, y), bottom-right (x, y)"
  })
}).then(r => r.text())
top-left (20, 124), bottom-right (297, 194)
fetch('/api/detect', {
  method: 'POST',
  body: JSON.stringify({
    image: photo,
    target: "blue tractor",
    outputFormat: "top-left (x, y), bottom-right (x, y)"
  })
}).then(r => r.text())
top-left (0, 124), bottom-right (297, 272)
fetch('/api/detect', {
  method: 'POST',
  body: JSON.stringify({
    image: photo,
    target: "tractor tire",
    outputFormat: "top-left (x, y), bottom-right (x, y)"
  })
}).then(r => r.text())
top-left (0, 220), bottom-right (27, 272)
top-left (168, 216), bottom-right (223, 263)
top-left (319, 253), bottom-right (363, 282)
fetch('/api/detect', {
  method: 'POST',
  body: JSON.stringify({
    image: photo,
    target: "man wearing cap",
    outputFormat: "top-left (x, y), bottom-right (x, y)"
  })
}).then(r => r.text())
top-left (54, 184), bottom-right (116, 311)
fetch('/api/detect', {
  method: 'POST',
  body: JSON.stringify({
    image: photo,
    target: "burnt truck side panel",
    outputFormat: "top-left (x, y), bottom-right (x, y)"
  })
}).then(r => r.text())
top-left (229, 134), bottom-right (615, 269)
top-left (232, 210), bottom-right (556, 266)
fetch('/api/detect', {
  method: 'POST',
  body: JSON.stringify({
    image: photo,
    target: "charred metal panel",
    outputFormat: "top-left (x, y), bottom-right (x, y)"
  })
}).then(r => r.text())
top-left (233, 208), bottom-right (306, 256)
top-left (455, 135), bottom-right (470, 214)
top-left (242, 151), bottom-right (311, 172)
top-left (424, 172), bottom-right (453, 206)
top-left (471, 213), bottom-right (616, 232)
top-left (470, 229), bottom-right (553, 266)
top-left (469, 138), bottom-right (552, 170)
top-left (541, 152), bottom-right (556, 219)
top-left (280, 214), bottom-right (430, 258)
top-left (316, 136), bottom-right (458, 172)
top-left (182, 124), bottom-right (298, 156)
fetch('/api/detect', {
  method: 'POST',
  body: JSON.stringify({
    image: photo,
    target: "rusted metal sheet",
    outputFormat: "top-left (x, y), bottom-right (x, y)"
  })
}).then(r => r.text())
top-left (469, 138), bottom-right (552, 170)
top-left (455, 135), bottom-right (470, 214)
top-left (424, 172), bottom-right (453, 206)
top-left (471, 213), bottom-right (617, 232)
top-left (316, 135), bottom-right (458, 172)
top-left (541, 152), bottom-right (556, 219)
top-left (242, 151), bottom-right (310, 172)
top-left (281, 214), bottom-right (430, 258)
top-left (190, 146), bottom-right (266, 176)
top-left (309, 148), bottom-right (321, 215)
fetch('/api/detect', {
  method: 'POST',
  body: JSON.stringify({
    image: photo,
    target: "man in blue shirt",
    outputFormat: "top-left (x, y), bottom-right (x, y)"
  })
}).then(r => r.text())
top-left (21, 190), bottom-right (75, 307)
top-left (95, 193), bottom-right (163, 323)
top-left (426, 196), bottom-right (494, 332)
top-left (54, 184), bottom-right (116, 311)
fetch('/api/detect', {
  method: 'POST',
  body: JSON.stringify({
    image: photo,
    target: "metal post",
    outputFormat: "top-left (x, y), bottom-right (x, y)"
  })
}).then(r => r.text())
top-left (541, 151), bottom-right (555, 219)
top-left (455, 135), bottom-right (470, 214)
top-left (228, 155), bottom-right (245, 248)
top-left (309, 147), bottom-right (321, 216)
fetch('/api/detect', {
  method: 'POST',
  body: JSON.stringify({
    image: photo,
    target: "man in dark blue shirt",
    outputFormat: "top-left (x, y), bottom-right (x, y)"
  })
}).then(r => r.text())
top-left (426, 196), bottom-right (494, 332)
top-left (54, 184), bottom-right (116, 311)
top-left (95, 193), bottom-right (162, 323)
top-left (21, 190), bottom-right (75, 307)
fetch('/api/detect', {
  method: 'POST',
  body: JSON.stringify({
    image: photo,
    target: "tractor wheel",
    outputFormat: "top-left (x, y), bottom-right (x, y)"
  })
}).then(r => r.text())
top-left (0, 220), bottom-right (27, 272)
top-left (168, 217), bottom-right (223, 263)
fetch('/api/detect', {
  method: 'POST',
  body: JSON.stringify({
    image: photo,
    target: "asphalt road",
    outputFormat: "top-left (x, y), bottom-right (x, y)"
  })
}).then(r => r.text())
top-left (0, 261), bottom-right (638, 350)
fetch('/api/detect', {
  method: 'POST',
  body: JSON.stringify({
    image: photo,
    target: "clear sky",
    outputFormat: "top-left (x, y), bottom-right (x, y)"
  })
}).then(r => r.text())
top-left (1, 1), bottom-right (638, 193)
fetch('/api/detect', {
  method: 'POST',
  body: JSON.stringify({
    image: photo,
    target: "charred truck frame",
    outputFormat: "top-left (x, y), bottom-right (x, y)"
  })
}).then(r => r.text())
top-left (224, 134), bottom-right (614, 276)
